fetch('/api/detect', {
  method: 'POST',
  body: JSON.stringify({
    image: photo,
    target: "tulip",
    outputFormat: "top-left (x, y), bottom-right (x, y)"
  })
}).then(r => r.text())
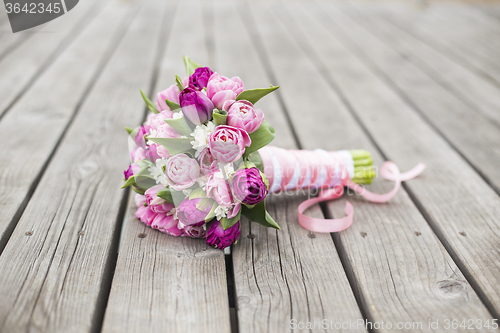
top-left (165, 153), bottom-right (200, 191)
top-left (208, 125), bottom-right (251, 163)
top-left (189, 67), bottom-right (213, 90)
top-left (144, 185), bottom-right (175, 213)
top-left (177, 197), bottom-right (212, 226)
top-left (231, 167), bottom-right (268, 205)
top-left (207, 73), bottom-right (245, 109)
top-left (151, 213), bottom-right (184, 236)
top-left (179, 86), bottom-right (214, 125)
top-left (198, 148), bottom-right (219, 175)
top-left (206, 173), bottom-right (234, 207)
top-left (224, 100), bottom-right (264, 134)
top-left (206, 219), bottom-right (241, 250)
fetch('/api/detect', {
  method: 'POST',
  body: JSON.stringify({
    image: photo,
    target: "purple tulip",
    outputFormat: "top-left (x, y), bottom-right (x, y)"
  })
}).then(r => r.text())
top-left (177, 197), bottom-right (213, 226)
top-left (189, 67), bottom-right (213, 90)
top-left (179, 86), bottom-right (214, 125)
top-left (124, 163), bottom-right (140, 180)
top-left (206, 220), bottom-right (241, 250)
top-left (231, 167), bottom-right (268, 205)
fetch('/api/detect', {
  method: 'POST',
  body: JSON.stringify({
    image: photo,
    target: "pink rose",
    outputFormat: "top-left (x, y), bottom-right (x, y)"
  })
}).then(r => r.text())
top-left (156, 77), bottom-right (188, 111)
top-left (206, 173), bottom-right (235, 207)
top-left (151, 213), bottom-right (184, 236)
top-left (165, 153), bottom-right (200, 191)
top-left (208, 125), bottom-right (251, 163)
top-left (207, 73), bottom-right (245, 109)
top-left (223, 100), bottom-right (264, 134)
top-left (144, 185), bottom-right (175, 213)
top-left (198, 148), bottom-right (219, 175)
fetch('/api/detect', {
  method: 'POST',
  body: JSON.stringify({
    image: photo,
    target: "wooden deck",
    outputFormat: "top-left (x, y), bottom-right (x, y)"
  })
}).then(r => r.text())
top-left (0, 0), bottom-right (500, 332)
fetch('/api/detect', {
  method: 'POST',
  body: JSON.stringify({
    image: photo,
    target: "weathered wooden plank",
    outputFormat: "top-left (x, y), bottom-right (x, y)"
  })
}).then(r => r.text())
top-left (374, 2), bottom-right (500, 86)
top-left (0, 1), bottom-right (167, 332)
top-left (213, 2), bottom-right (366, 332)
top-left (332, 5), bottom-right (500, 195)
top-left (342, 3), bottom-right (500, 127)
top-left (0, 0), bottom-right (132, 255)
top-left (429, 4), bottom-right (500, 58)
top-left (102, 1), bottom-right (232, 332)
top-left (0, 18), bottom-right (33, 61)
top-left (311, 0), bottom-right (500, 318)
top-left (250, 0), bottom-right (494, 329)
top-left (0, 0), bottom-right (101, 119)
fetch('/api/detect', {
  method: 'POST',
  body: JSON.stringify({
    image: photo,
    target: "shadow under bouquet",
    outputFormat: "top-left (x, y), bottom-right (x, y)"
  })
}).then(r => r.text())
top-left (122, 57), bottom-right (424, 250)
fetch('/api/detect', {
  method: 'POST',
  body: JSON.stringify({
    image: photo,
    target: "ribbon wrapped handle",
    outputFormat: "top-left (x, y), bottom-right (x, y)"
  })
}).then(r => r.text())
top-left (298, 162), bottom-right (425, 233)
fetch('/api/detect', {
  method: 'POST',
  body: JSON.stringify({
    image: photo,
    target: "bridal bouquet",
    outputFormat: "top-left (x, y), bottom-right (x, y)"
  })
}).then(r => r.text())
top-left (122, 57), bottom-right (423, 250)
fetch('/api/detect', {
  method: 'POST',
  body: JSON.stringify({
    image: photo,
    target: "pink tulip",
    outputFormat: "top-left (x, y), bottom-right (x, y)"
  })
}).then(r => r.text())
top-left (165, 153), bottom-right (200, 191)
top-left (181, 224), bottom-right (206, 238)
top-left (151, 213), bottom-right (184, 236)
top-left (208, 125), bottom-right (251, 163)
top-left (205, 173), bottom-right (235, 207)
top-left (156, 77), bottom-right (188, 111)
top-left (198, 148), bottom-right (219, 175)
top-left (223, 100), bottom-right (264, 134)
top-left (144, 185), bottom-right (175, 213)
top-left (135, 205), bottom-right (157, 227)
top-left (207, 73), bottom-right (245, 109)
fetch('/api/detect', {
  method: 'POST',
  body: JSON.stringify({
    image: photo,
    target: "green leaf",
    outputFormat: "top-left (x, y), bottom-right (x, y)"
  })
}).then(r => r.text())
top-left (213, 110), bottom-right (227, 126)
top-left (204, 201), bottom-right (218, 222)
top-left (236, 85), bottom-right (279, 105)
top-left (196, 197), bottom-right (214, 211)
top-left (121, 175), bottom-right (136, 189)
top-left (221, 209), bottom-right (241, 230)
top-left (157, 188), bottom-right (174, 203)
top-left (183, 56), bottom-right (202, 76)
top-left (237, 160), bottom-right (256, 170)
top-left (132, 185), bottom-right (145, 195)
top-left (164, 117), bottom-right (193, 136)
top-left (134, 166), bottom-right (157, 190)
top-left (165, 98), bottom-right (181, 112)
top-left (147, 137), bottom-right (194, 156)
top-left (189, 187), bottom-right (206, 200)
top-left (140, 89), bottom-right (159, 114)
top-left (175, 75), bottom-right (184, 91)
top-left (125, 127), bottom-right (135, 135)
top-left (241, 201), bottom-right (280, 230)
top-left (136, 159), bottom-right (154, 169)
top-left (243, 120), bottom-right (275, 158)
top-left (248, 152), bottom-right (264, 173)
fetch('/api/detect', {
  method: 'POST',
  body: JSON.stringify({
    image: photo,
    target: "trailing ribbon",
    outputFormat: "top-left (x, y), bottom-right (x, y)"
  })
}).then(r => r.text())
top-left (259, 146), bottom-right (425, 233)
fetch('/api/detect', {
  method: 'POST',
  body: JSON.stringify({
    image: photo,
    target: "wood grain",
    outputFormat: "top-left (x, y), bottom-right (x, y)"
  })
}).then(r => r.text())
top-left (374, 2), bottom-right (500, 86)
top-left (213, 2), bottom-right (366, 332)
top-left (250, 0), bottom-right (494, 330)
top-left (332, 4), bottom-right (500, 194)
top-left (0, 0), bottom-right (102, 119)
top-left (311, 0), bottom-right (500, 318)
top-left (0, 0), bottom-right (167, 332)
top-left (102, 1), bottom-right (232, 332)
top-left (0, 0), bottom-right (132, 256)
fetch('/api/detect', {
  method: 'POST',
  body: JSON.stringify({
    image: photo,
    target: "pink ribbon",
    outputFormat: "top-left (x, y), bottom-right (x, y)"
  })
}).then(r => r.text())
top-left (298, 162), bottom-right (426, 233)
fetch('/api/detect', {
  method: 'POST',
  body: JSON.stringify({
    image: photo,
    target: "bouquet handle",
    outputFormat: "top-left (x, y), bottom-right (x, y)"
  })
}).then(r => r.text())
top-left (259, 146), bottom-right (426, 233)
